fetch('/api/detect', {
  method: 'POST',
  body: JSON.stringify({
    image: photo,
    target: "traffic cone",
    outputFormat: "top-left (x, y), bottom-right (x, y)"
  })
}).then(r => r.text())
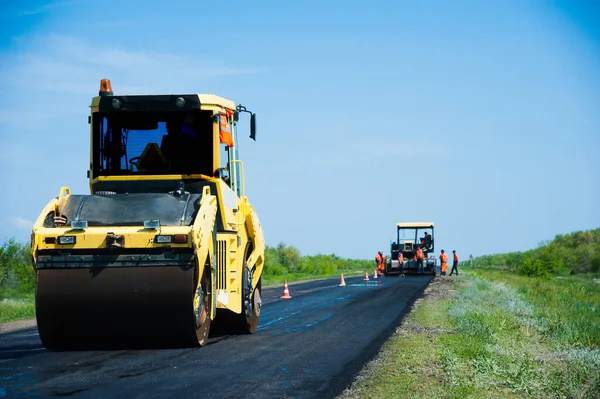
top-left (339, 274), bottom-right (346, 286)
top-left (280, 280), bottom-right (292, 299)
top-left (373, 269), bottom-right (378, 279)
top-left (364, 272), bottom-right (369, 281)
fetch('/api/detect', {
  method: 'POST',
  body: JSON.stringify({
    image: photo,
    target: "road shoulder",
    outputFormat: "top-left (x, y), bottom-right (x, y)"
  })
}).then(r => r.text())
top-left (0, 318), bottom-right (36, 334)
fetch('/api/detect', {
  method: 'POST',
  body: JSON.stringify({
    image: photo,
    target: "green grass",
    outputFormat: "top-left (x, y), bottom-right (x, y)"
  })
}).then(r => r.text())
top-left (338, 268), bottom-right (600, 399)
top-left (0, 295), bottom-right (35, 323)
top-left (469, 268), bottom-right (600, 349)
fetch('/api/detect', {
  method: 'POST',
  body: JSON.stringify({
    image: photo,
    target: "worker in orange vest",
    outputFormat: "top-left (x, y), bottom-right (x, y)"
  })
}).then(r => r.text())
top-left (375, 251), bottom-right (384, 275)
top-left (450, 250), bottom-right (459, 276)
top-left (415, 247), bottom-right (425, 273)
top-left (379, 254), bottom-right (387, 276)
top-left (397, 250), bottom-right (405, 277)
top-left (439, 250), bottom-right (448, 276)
top-left (424, 232), bottom-right (433, 250)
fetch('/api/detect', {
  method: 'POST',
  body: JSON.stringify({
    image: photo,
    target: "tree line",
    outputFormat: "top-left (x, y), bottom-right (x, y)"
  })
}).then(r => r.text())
top-left (264, 242), bottom-right (373, 277)
top-left (3, 229), bottom-right (598, 297)
top-left (471, 228), bottom-right (600, 278)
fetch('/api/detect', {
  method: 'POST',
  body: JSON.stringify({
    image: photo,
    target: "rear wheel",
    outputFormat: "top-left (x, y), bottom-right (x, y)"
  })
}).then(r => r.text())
top-left (238, 242), bottom-right (261, 333)
top-left (242, 272), bottom-right (261, 334)
top-left (211, 242), bottom-right (262, 335)
top-left (193, 261), bottom-right (212, 346)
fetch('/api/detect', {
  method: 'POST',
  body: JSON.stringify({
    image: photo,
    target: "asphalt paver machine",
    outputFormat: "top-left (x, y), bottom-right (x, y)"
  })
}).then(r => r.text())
top-left (385, 222), bottom-right (435, 275)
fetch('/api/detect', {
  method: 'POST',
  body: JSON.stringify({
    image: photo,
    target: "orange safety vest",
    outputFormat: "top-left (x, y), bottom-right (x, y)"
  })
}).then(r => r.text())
top-left (218, 113), bottom-right (234, 147)
top-left (454, 253), bottom-right (459, 262)
top-left (440, 253), bottom-right (448, 263)
top-left (375, 253), bottom-right (382, 265)
top-left (416, 249), bottom-right (424, 259)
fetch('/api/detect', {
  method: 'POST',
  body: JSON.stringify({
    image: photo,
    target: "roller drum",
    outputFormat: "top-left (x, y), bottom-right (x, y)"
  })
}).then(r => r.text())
top-left (35, 265), bottom-right (198, 350)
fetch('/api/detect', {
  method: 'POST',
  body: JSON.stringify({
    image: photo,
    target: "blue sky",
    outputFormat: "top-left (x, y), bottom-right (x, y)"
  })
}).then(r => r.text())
top-left (0, 0), bottom-right (598, 259)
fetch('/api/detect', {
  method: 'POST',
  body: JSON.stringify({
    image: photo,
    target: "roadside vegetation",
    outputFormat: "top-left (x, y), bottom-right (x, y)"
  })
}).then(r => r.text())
top-left (471, 228), bottom-right (600, 278)
top-left (0, 239), bottom-right (35, 323)
top-left (339, 229), bottom-right (600, 399)
top-left (262, 242), bottom-right (372, 285)
top-left (0, 239), bottom-right (373, 323)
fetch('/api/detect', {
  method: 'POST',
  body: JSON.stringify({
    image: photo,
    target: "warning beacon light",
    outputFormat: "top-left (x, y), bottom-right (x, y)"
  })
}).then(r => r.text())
top-left (99, 79), bottom-right (113, 96)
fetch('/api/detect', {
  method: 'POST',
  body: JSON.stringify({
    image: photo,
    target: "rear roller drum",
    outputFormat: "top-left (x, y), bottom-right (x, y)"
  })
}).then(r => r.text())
top-left (241, 267), bottom-right (261, 334)
top-left (233, 266), bottom-right (262, 334)
top-left (247, 282), bottom-right (262, 332)
top-left (239, 242), bottom-right (261, 333)
top-left (193, 267), bottom-right (212, 346)
top-left (210, 240), bottom-right (261, 335)
top-left (211, 268), bottom-right (261, 335)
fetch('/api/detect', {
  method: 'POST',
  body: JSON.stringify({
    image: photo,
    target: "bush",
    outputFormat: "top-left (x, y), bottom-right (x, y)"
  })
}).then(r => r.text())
top-left (518, 253), bottom-right (551, 279)
top-left (0, 239), bottom-right (35, 298)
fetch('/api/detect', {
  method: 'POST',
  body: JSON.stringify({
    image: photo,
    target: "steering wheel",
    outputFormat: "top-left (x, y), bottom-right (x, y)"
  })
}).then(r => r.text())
top-left (129, 157), bottom-right (140, 171)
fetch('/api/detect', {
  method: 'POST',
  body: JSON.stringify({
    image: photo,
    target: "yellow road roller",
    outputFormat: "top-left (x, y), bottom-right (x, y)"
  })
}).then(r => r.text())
top-left (30, 79), bottom-right (265, 350)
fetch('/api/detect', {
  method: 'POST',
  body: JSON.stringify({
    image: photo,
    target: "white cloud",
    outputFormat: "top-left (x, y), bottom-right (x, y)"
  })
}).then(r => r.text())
top-left (20, 1), bottom-right (85, 16)
top-left (1, 34), bottom-right (261, 97)
top-left (10, 216), bottom-right (34, 231)
top-left (0, 34), bottom-right (263, 132)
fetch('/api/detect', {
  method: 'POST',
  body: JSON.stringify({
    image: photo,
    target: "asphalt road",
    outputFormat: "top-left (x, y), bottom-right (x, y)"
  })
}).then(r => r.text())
top-left (0, 274), bottom-right (431, 399)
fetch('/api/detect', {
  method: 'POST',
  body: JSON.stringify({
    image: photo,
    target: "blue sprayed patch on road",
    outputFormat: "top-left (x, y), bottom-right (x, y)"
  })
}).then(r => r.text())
top-left (258, 294), bottom-right (353, 331)
top-left (287, 313), bottom-right (333, 332)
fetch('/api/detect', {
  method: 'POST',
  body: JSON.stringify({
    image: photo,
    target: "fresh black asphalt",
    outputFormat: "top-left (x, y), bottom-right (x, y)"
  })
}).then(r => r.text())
top-left (0, 274), bottom-right (431, 398)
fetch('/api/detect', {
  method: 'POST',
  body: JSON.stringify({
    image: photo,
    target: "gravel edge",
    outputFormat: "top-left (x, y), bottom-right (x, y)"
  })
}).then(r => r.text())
top-left (0, 318), bottom-right (37, 334)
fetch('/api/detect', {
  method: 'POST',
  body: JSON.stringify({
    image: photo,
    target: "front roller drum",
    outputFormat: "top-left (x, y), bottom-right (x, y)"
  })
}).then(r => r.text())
top-left (35, 265), bottom-right (211, 350)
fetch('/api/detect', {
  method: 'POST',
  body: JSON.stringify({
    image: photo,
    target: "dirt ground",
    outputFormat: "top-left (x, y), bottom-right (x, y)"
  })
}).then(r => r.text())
top-left (419, 275), bottom-right (457, 301)
top-left (395, 275), bottom-right (458, 335)
top-left (0, 318), bottom-right (36, 334)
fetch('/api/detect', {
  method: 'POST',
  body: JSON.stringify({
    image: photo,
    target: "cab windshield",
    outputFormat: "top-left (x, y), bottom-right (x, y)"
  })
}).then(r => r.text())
top-left (93, 110), bottom-right (214, 176)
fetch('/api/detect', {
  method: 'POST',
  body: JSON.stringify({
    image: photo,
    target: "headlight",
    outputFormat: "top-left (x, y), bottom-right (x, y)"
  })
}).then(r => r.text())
top-left (58, 236), bottom-right (76, 245)
top-left (155, 235), bottom-right (173, 243)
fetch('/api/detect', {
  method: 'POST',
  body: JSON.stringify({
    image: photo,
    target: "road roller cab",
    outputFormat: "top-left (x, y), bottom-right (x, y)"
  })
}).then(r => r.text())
top-left (30, 79), bottom-right (265, 350)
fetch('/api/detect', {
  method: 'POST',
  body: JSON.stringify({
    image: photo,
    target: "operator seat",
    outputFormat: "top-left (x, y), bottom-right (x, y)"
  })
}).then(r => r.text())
top-left (135, 143), bottom-right (168, 173)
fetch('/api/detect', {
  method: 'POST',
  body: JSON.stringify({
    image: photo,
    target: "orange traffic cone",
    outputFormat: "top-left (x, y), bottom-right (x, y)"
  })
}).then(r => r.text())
top-left (280, 280), bottom-right (292, 299)
top-left (364, 272), bottom-right (369, 281)
top-left (373, 269), bottom-right (378, 279)
top-left (339, 274), bottom-right (346, 287)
